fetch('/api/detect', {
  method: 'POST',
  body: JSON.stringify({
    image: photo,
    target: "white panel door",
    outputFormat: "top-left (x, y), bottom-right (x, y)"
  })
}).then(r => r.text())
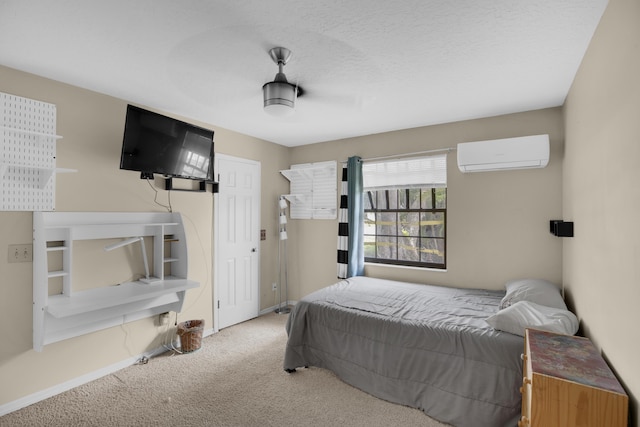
top-left (215, 154), bottom-right (261, 329)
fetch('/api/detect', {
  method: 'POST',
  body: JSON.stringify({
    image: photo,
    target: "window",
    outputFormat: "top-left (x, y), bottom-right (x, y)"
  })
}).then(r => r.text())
top-left (362, 154), bottom-right (447, 269)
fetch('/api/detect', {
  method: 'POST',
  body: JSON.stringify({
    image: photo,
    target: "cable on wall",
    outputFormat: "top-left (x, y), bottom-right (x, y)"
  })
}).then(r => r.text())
top-left (146, 177), bottom-right (172, 212)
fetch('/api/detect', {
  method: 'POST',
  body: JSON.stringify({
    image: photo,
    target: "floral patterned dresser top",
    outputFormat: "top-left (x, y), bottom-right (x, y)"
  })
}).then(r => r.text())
top-left (527, 329), bottom-right (626, 395)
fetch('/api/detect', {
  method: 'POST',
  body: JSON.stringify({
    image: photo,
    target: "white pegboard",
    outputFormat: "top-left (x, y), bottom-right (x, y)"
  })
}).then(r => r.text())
top-left (0, 92), bottom-right (59, 211)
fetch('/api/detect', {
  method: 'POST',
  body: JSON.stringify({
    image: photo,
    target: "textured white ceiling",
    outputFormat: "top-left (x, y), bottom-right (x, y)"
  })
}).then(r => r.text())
top-left (0, 1), bottom-right (608, 147)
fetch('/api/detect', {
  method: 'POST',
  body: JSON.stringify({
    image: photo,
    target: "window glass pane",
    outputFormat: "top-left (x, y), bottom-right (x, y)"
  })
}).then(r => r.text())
top-left (400, 212), bottom-right (420, 236)
top-left (387, 190), bottom-right (398, 209)
top-left (364, 235), bottom-right (376, 258)
top-left (375, 190), bottom-right (386, 209)
top-left (435, 188), bottom-right (447, 209)
top-left (376, 236), bottom-right (396, 260)
top-left (377, 212), bottom-right (397, 236)
top-left (421, 238), bottom-right (445, 264)
top-left (364, 212), bottom-right (376, 235)
top-left (409, 189), bottom-right (421, 209)
top-left (421, 189), bottom-right (433, 209)
top-left (421, 212), bottom-right (445, 237)
top-left (398, 189), bottom-right (408, 209)
top-left (364, 191), bottom-right (374, 210)
top-left (398, 236), bottom-right (419, 262)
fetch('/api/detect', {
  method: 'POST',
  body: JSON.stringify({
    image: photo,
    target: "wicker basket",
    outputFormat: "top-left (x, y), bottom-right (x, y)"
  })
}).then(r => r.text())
top-left (177, 319), bottom-right (204, 353)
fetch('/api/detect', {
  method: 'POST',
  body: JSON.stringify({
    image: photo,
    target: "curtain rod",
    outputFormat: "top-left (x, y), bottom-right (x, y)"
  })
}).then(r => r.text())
top-left (341, 147), bottom-right (455, 164)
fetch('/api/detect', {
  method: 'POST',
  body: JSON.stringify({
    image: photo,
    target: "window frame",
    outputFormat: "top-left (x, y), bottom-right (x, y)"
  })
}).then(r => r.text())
top-left (363, 187), bottom-right (447, 270)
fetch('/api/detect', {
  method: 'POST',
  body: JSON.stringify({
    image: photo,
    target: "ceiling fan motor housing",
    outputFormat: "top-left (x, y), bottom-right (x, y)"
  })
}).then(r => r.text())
top-left (263, 47), bottom-right (299, 114)
top-left (263, 81), bottom-right (297, 108)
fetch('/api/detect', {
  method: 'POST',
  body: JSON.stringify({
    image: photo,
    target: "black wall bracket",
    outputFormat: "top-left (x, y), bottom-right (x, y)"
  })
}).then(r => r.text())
top-left (550, 220), bottom-right (574, 237)
top-left (165, 177), bottom-right (219, 193)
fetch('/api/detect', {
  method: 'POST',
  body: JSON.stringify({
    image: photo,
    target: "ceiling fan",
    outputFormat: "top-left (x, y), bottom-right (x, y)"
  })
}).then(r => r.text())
top-left (262, 47), bottom-right (302, 116)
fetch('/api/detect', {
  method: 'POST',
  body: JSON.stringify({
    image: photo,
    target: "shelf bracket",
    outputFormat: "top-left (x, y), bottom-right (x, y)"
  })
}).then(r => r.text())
top-left (164, 177), bottom-right (218, 193)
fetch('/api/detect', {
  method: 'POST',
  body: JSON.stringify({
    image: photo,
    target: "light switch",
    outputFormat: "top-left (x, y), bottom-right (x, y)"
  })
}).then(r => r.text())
top-left (8, 244), bottom-right (33, 263)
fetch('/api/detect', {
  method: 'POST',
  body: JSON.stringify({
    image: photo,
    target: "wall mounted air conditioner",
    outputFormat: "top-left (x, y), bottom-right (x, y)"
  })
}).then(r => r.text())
top-left (457, 134), bottom-right (549, 173)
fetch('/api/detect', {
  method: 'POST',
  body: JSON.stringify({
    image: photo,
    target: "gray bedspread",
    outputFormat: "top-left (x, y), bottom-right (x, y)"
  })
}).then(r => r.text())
top-left (283, 276), bottom-right (523, 427)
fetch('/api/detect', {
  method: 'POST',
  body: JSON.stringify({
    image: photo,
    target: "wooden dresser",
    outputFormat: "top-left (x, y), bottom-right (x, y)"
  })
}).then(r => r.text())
top-left (519, 329), bottom-right (628, 427)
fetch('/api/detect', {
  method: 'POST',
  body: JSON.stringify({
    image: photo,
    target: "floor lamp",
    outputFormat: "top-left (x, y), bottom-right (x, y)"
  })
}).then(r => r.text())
top-left (275, 195), bottom-right (290, 314)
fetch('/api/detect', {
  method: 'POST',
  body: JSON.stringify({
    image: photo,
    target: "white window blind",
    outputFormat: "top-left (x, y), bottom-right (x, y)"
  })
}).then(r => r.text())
top-left (281, 160), bottom-right (337, 219)
top-left (362, 153), bottom-right (447, 190)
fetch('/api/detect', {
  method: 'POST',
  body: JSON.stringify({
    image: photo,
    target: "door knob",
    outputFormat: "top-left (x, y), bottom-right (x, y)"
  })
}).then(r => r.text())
top-left (251, 248), bottom-right (257, 252)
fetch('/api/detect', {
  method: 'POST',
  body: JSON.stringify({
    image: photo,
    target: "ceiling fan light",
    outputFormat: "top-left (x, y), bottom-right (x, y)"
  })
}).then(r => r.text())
top-left (264, 104), bottom-right (294, 117)
top-left (263, 81), bottom-right (297, 116)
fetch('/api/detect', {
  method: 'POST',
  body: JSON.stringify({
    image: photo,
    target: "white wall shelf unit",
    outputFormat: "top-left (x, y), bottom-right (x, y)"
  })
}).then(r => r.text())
top-left (1, 92), bottom-right (76, 211)
top-left (280, 160), bottom-right (337, 219)
top-left (33, 211), bottom-right (199, 352)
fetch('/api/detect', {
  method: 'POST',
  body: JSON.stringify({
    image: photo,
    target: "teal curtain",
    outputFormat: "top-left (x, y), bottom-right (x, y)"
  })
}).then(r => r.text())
top-left (346, 156), bottom-right (364, 277)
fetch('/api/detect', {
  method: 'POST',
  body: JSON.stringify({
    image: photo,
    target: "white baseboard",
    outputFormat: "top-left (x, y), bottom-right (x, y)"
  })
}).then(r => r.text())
top-left (0, 312), bottom-right (282, 416)
top-left (0, 340), bottom-right (193, 417)
top-left (0, 354), bottom-right (133, 416)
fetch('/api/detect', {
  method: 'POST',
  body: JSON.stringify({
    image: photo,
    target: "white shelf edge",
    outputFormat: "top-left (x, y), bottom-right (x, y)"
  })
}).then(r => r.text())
top-left (0, 162), bottom-right (55, 173)
top-left (43, 222), bottom-right (180, 230)
top-left (280, 169), bottom-right (311, 181)
top-left (283, 194), bottom-right (306, 203)
top-left (0, 126), bottom-right (62, 139)
top-left (46, 279), bottom-right (199, 318)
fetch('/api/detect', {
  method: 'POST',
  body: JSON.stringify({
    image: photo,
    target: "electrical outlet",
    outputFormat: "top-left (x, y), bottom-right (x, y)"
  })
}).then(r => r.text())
top-left (272, 283), bottom-right (277, 291)
top-left (8, 244), bottom-right (32, 263)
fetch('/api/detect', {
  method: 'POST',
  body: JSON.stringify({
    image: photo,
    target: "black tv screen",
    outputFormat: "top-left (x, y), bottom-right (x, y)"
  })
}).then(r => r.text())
top-left (120, 105), bottom-right (214, 181)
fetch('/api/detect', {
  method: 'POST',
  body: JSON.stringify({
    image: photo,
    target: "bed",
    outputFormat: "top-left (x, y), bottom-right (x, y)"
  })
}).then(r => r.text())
top-left (283, 276), bottom-right (525, 427)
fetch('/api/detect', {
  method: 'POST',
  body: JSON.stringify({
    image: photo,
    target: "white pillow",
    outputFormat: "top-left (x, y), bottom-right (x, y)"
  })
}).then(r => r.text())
top-left (500, 278), bottom-right (566, 310)
top-left (486, 300), bottom-right (579, 337)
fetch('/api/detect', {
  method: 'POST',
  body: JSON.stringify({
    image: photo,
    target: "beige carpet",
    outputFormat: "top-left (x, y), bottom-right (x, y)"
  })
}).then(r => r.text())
top-left (1, 312), bottom-right (449, 427)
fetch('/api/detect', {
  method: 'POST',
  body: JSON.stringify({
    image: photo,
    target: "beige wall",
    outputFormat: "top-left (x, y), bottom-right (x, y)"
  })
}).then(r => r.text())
top-left (564, 0), bottom-right (639, 422)
top-left (288, 108), bottom-right (564, 298)
top-left (0, 65), bottom-right (289, 407)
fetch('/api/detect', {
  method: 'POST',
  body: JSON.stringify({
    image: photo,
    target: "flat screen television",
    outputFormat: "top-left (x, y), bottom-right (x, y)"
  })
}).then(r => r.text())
top-left (120, 105), bottom-right (215, 181)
